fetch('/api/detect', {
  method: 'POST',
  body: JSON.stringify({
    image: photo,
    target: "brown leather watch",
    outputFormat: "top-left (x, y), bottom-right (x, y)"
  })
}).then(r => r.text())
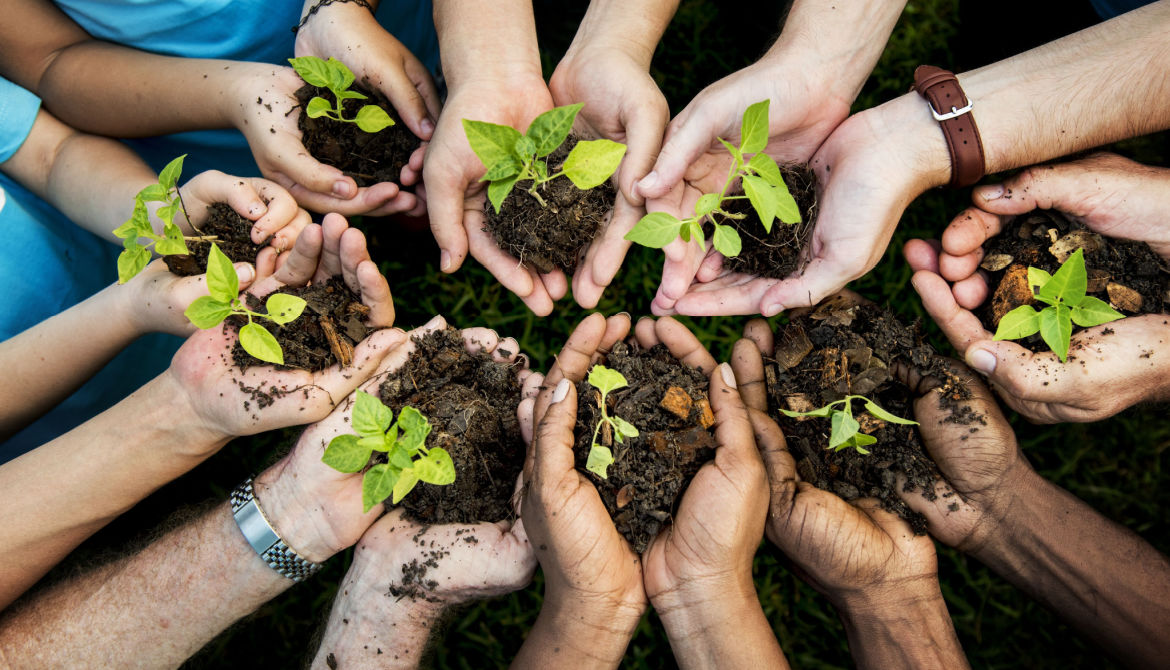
top-left (913, 65), bottom-right (985, 188)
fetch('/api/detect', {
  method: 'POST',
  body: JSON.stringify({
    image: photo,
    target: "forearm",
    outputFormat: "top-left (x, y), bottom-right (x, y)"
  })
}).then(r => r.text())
top-left (654, 581), bottom-right (788, 670)
top-left (511, 593), bottom-right (642, 669)
top-left (0, 503), bottom-right (288, 666)
top-left (434, 0), bottom-right (542, 89)
top-left (973, 467), bottom-right (1170, 667)
top-left (837, 585), bottom-right (969, 670)
top-left (0, 372), bottom-right (227, 609)
top-left (567, 0), bottom-right (680, 67)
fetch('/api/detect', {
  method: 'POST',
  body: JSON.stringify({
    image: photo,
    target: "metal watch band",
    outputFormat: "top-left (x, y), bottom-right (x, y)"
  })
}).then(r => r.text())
top-left (230, 478), bottom-right (322, 583)
top-left (913, 65), bottom-right (986, 188)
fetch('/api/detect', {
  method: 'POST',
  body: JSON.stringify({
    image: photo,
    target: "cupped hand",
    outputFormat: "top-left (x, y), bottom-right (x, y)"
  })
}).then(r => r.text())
top-left (905, 239), bottom-right (1170, 422)
top-left (422, 78), bottom-right (568, 315)
top-left (123, 258), bottom-right (255, 337)
top-left (179, 170), bottom-right (310, 253)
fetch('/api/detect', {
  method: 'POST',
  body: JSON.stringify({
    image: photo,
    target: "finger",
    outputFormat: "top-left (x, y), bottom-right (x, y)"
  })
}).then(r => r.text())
top-left (338, 226), bottom-right (372, 293)
top-left (731, 338), bottom-right (768, 412)
top-left (494, 337), bottom-right (521, 363)
top-left (634, 316), bottom-right (658, 349)
top-left (264, 222), bottom-right (323, 290)
top-left (533, 379), bottom-right (578, 479)
top-left (972, 165), bottom-right (1088, 218)
top-left (742, 318), bottom-right (774, 356)
top-left (266, 136), bottom-right (357, 200)
top-left (655, 316), bottom-right (717, 374)
top-left (695, 250), bottom-right (725, 283)
top-left (708, 363), bottom-right (761, 475)
top-left (519, 373), bottom-right (545, 481)
top-left (618, 103), bottom-right (668, 206)
top-left (538, 269), bottom-right (569, 303)
top-left (213, 173), bottom-right (269, 228)
top-left (673, 276), bottom-right (778, 316)
top-left (962, 339), bottom-right (1071, 406)
top-left (637, 106), bottom-right (716, 200)
top-left (909, 270), bottom-right (992, 353)
top-left (759, 257), bottom-right (851, 316)
top-left (422, 157), bottom-right (470, 273)
top-left (254, 247), bottom-right (278, 283)
top-left (535, 313), bottom-right (608, 422)
top-left (406, 59), bottom-right (441, 126)
top-left (938, 247), bottom-right (984, 284)
top-left (952, 273), bottom-right (990, 311)
top-left (940, 207), bottom-right (1006, 258)
top-left (903, 238), bottom-right (942, 274)
top-left (381, 65), bottom-right (434, 142)
top-left (359, 189), bottom-right (420, 218)
top-left (282, 179), bottom-right (402, 217)
top-left (315, 213), bottom-right (350, 282)
top-left (247, 179), bottom-right (301, 245)
top-left (357, 260), bottom-right (395, 328)
top-left (464, 213), bottom-right (545, 311)
top-left (461, 327), bottom-right (500, 355)
top-left (573, 208), bottom-right (625, 309)
top-left (654, 237), bottom-right (705, 312)
top-left (746, 408), bottom-right (797, 511)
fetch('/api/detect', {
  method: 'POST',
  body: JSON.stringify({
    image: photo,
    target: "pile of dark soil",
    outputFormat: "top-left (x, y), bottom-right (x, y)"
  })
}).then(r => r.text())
top-left (231, 277), bottom-right (372, 371)
top-left (763, 299), bottom-right (979, 533)
top-left (165, 203), bottom-right (264, 275)
top-left (723, 164), bottom-right (817, 279)
top-left (379, 328), bottom-right (526, 525)
top-left (977, 209), bottom-right (1169, 351)
top-left (484, 136), bottom-right (615, 275)
top-left (573, 341), bottom-right (716, 553)
top-left (295, 83), bottom-right (419, 188)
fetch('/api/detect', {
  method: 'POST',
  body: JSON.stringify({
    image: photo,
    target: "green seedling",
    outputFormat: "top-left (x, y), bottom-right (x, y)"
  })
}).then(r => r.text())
top-left (993, 248), bottom-right (1124, 362)
top-left (463, 104), bottom-right (628, 213)
top-left (585, 365), bottom-right (640, 478)
top-left (321, 391), bottom-right (455, 512)
top-left (183, 244), bottom-right (306, 365)
top-left (113, 155), bottom-right (216, 283)
top-left (288, 56), bottom-right (395, 133)
top-left (780, 395), bottom-right (917, 455)
top-left (625, 99), bottom-right (800, 258)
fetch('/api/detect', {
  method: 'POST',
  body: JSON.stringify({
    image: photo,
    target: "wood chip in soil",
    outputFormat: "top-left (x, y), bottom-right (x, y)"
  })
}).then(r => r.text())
top-left (722, 164), bottom-right (817, 279)
top-left (164, 202), bottom-right (265, 275)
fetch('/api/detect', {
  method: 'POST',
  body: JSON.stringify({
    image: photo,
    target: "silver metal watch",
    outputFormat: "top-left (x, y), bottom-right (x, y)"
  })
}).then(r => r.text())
top-left (230, 478), bottom-right (322, 583)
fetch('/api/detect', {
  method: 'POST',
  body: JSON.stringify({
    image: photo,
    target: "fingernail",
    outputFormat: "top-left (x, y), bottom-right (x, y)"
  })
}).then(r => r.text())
top-left (440, 250), bottom-right (452, 272)
top-left (763, 302), bottom-right (785, 317)
top-left (980, 184), bottom-right (1005, 201)
top-left (423, 314), bottom-right (444, 330)
top-left (966, 348), bottom-right (998, 375)
top-left (234, 263), bottom-right (254, 283)
top-left (910, 273), bottom-right (925, 292)
top-left (616, 311), bottom-right (631, 321)
top-left (332, 181), bottom-right (353, 198)
top-left (719, 362), bottom-right (737, 388)
top-left (552, 378), bottom-right (571, 404)
top-left (248, 201), bottom-right (266, 216)
top-left (420, 118), bottom-right (435, 135)
top-left (638, 171), bottom-right (658, 191)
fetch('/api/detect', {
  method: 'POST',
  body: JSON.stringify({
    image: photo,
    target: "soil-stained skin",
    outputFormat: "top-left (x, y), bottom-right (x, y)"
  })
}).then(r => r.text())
top-left (164, 202), bottom-right (265, 276)
top-left (573, 341), bottom-right (717, 553)
top-left (723, 164), bottom-right (818, 280)
top-left (483, 136), bottom-right (615, 275)
top-left (379, 328), bottom-right (526, 525)
top-left (764, 300), bottom-right (980, 533)
top-left (978, 209), bottom-right (1169, 352)
top-left (231, 277), bottom-right (372, 372)
top-left (295, 83), bottom-right (419, 188)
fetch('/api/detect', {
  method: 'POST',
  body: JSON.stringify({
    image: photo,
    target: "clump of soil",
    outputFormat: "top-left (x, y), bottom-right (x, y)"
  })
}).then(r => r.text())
top-left (379, 328), bottom-right (526, 525)
top-left (573, 341), bottom-right (717, 553)
top-left (295, 83), bottom-right (420, 188)
top-left (977, 209), bottom-right (1169, 351)
top-left (164, 202), bottom-right (264, 275)
top-left (483, 136), bottom-right (615, 275)
top-left (231, 277), bottom-right (372, 371)
top-left (723, 164), bottom-right (818, 279)
top-left (763, 299), bottom-right (980, 533)
top-left (387, 526), bottom-right (449, 603)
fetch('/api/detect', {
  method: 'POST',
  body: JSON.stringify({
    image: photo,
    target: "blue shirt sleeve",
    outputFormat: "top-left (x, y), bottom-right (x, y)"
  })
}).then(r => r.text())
top-left (0, 77), bottom-right (42, 164)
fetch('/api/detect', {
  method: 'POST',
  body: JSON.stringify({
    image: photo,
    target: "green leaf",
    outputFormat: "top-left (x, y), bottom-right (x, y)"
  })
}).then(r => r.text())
top-left (712, 224), bottom-right (742, 258)
top-left (526, 103), bottom-right (582, 156)
top-left (395, 405), bottom-right (432, 454)
top-left (413, 448), bottom-right (456, 485)
top-left (184, 296), bottom-right (232, 329)
top-left (1039, 305), bottom-right (1073, 362)
top-left (1071, 295), bottom-right (1124, 327)
top-left (360, 434), bottom-right (390, 453)
top-left (747, 153), bottom-right (783, 187)
top-left (588, 365), bottom-right (629, 395)
top-left (264, 293), bottom-right (306, 326)
top-left (322, 434), bottom-right (373, 473)
top-left (391, 468), bottom-right (420, 504)
top-left (828, 410), bottom-right (861, 451)
top-left (739, 99), bottom-right (770, 154)
top-left (205, 244), bottom-right (239, 304)
top-left (779, 404), bottom-right (835, 419)
top-left (480, 158), bottom-right (521, 182)
top-left (562, 139), bottom-right (627, 190)
top-left (695, 193), bottom-right (721, 217)
top-left (117, 244), bottom-right (151, 283)
top-left (389, 447), bottom-right (414, 469)
top-left (625, 211), bottom-right (682, 248)
top-left (288, 56), bottom-right (333, 88)
top-left (139, 183), bottom-right (170, 204)
top-left (1027, 267), bottom-right (1053, 293)
top-left (354, 105), bottom-right (395, 133)
top-left (610, 416), bottom-right (639, 442)
top-left (1038, 248), bottom-right (1087, 306)
top-left (514, 135), bottom-right (537, 159)
top-left (305, 96), bottom-right (333, 119)
top-left (861, 399), bottom-right (918, 425)
top-left (154, 222), bottom-right (189, 256)
top-left (335, 89), bottom-right (368, 101)
top-left (586, 444), bottom-right (615, 479)
top-left (774, 183), bottom-right (801, 225)
top-left (156, 202), bottom-right (178, 229)
top-left (362, 463), bottom-right (400, 512)
top-left (487, 174), bottom-right (518, 214)
top-left (842, 432), bottom-right (877, 454)
top-left (462, 119), bottom-right (523, 168)
top-left (239, 322), bottom-right (284, 365)
top-left (325, 57), bottom-right (355, 92)
top-left (742, 174), bottom-right (778, 232)
top-left (157, 154), bottom-right (186, 192)
top-left (993, 304), bottom-right (1042, 340)
top-left (690, 220), bottom-right (707, 252)
top-left (352, 390), bottom-right (393, 437)
top-left (112, 207), bottom-right (145, 240)
top-left (718, 137), bottom-right (744, 168)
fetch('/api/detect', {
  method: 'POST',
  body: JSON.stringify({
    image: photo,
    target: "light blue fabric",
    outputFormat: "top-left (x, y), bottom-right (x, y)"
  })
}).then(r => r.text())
top-left (0, 77), bottom-right (179, 462)
top-left (55, 0), bottom-right (439, 177)
top-left (1090, 0), bottom-right (1152, 19)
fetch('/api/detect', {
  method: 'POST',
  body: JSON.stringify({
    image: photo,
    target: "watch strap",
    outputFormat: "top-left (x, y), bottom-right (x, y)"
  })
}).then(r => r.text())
top-left (230, 478), bottom-right (322, 583)
top-left (913, 65), bottom-right (986, 188)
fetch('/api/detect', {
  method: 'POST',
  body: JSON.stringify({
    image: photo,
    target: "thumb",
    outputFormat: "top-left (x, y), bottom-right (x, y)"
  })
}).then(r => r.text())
top-left (618, 104), bottom-right (668, 206)
top-left (637, 108), bottom-right (718, 200)
top-left (973, 164), bottom-right (1086, 217)
top-left (963, 339), bottom-right (1062, 403)
top-left (532, 379), bottom-right (578, 480)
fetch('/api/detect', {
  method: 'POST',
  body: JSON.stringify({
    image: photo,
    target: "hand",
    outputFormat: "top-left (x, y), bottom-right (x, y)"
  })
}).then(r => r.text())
top-left (166, 214), bottom-right (398, 445)
top-left (121, 259), bottom-right (255, 337)
top-left (179, 170), bottom-right (311, 253)
top-left (550, 46), bottom-right (669, 308)
top-left (667, 94), bottom-right (951, 316)
top-left (905, 240), bottom-right (1170, 422)
top-left (225, 62), bottom-right (416, 216)
top-left (422, 78), bottom-right (568, 315)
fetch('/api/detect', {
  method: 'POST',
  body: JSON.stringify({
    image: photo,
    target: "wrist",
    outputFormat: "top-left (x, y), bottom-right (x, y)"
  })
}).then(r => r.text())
top-left (860, 92), bottom-right (953, 194)
top-left (652, 573), bottom-right (760, 635)
top-left (150, 369), bottom-right (234, 455)
top-left (838, 582), bottom-right (966, 670)
top-left (965, 461), bottom-right (1047, 565)
top-left (540, 585), bottom-right (645, 656)
top-left (251, 461), bottom-right (344, 564)
top-left (436, 1), bottom-right (542, 89)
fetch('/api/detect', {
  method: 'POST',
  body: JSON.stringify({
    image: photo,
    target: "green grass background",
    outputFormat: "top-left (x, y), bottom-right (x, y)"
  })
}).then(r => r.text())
top-left (62, 1), bottom-right (1169, 667)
